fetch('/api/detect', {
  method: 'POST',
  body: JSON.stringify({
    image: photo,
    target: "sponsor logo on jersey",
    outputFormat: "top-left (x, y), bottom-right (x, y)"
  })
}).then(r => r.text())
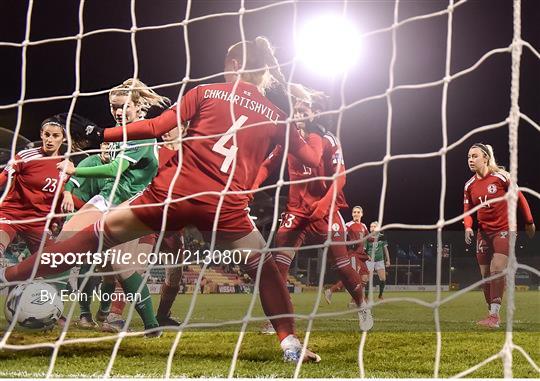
top-left (332, 223), bottom-right (340, 232)
top-left (499, 231), bottom-right (508, 238)
top-left (487, 184), bottom-right (497, 194)
top-left (85, 125), bottom-right (95, 135)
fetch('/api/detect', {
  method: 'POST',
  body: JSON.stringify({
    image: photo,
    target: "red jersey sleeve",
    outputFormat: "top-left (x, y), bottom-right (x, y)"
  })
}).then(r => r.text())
top-left (104, 87), bottom-right (201, 142)
top-left (252, 145), bottom-right (283, 190)
top-left (287, 128), bottom-right (323, 168)
top-left (0, 155), bottom-right (20, 189)
top-left (518, 191), bottom-right (534, 224)
top-left (463, 185), bottom-right (473, 229)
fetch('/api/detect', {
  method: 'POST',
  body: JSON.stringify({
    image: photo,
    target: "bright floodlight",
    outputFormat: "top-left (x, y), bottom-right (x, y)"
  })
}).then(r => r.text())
top-left (296, 15), bottom-right (361, 77)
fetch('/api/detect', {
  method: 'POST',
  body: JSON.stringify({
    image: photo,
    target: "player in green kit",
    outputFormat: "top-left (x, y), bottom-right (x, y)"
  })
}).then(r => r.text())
top-left (56, 78), bottom-right (168, 336)
top-left (364, 221), bottom-right (391, 300)
top-left (61, 143), bottom-right (114, 328)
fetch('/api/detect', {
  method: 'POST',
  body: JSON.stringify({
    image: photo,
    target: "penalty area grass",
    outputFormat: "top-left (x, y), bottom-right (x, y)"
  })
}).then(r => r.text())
top-left (0, 290), bottom-right (538, 378)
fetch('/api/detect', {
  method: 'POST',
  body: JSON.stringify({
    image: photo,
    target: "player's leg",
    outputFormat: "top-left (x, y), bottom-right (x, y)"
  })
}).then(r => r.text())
top-left (76, 263), bottom-right (101, 328)
top-left (0, 226), bottom-right (15, 259)
top-left (311, 212), bottom-right (372, 331)
top-left (219, 227), bottom-right (319, 363)
top-left (0, 201), bottom-right (152, 283)
top-left (364, 260), bottom-right (375, 299)
top-left (273, 212), bottom-right (305, 282)
top-left (478, 231), bottom-right (510, 328)
top-left (376, 263), bottom-right (386, 300)
top-left (155, 232), bottom-right (184, 326)
top-left (100, 237), bottom-right (160, 335)
top-left (324, 280), bottom-right (343, 304)
top-left (96, 274), bottom-right (117, 322)
top-left (475, 231), bottom-right (492, 312)
top-left (56, 198), bottom-right (107, 241)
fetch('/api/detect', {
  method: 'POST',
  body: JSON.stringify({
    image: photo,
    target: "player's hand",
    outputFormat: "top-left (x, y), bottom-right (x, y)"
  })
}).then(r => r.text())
top-left (385, 260), bottom-right (391, 267)
top-left (57, 113), bottom-right (104, 149)
top-left (57, 160), bottom-right (76, 175)
top-left (525, 223), bottom-right (535, 239)
top-left (61, 191), bottom-right (74, 213)
top-left (464, 228), bottom-right (474, 245)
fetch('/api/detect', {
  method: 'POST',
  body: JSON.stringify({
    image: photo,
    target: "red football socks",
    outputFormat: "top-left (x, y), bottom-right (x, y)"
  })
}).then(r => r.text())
top-left (242, 253), bottom-right (295, 341)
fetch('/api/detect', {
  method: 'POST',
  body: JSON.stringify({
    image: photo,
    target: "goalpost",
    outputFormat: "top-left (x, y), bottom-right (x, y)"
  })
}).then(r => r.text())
top-left (0, 0), bottom-right (539, 378)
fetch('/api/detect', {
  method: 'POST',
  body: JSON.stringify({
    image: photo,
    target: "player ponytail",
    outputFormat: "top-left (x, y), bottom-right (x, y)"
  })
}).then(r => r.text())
top-left (471, 143), bottom-right (510, 180)
top-left (226, 36), bottom-right (286, 94)
top-left (109, 78), bottom-right (170, 118)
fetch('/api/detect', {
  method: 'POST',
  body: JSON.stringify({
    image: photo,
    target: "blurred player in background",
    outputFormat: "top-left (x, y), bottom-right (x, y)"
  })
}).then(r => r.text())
top-left (1, 37), bottom-right (324, 363)
top-left (464, 143), bottom-right (535, 328)
top-left (364, 221), bottom-right (390, 301)
top-left (324, 205), bottom-right (369, 307)
top-left (0, 116), bottom-right (68, 259)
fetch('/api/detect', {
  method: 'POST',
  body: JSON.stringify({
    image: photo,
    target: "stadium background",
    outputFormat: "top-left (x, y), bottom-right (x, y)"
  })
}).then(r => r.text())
top-left (0, 0), bottom-right (538, 289)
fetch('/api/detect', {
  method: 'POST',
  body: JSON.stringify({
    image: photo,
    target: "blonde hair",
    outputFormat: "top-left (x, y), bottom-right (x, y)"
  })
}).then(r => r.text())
top-left (109, 78), bottom-right (170, 116)
top-left (471, 143), bottom-right (510, 180)
top-left (226, 36), bottom-right (286, 94)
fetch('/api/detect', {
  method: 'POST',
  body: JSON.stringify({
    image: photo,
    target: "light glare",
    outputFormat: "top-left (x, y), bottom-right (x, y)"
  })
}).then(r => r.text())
top-left (296, 15), bottom-right (361, 77)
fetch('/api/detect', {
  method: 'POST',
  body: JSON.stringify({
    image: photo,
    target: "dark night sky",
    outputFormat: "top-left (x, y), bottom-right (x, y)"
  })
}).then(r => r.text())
top-left (0, 0), bottom-right (539, 244)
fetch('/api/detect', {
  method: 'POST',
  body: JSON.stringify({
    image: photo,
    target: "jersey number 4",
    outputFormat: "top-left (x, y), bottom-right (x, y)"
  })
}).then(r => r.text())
top-left (212, 115), bottom-right (248, 173)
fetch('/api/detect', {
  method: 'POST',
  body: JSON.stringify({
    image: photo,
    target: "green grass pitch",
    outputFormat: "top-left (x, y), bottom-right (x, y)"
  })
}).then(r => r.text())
top-left (0, 290), bottom-right (538, 378)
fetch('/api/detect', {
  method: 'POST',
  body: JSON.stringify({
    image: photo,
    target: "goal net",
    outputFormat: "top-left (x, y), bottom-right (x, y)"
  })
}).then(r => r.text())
top-left (0, 0), bottom-right (538, 378)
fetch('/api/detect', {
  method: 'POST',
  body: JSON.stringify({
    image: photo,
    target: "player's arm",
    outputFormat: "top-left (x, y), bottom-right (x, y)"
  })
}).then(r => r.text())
top-left (383, 241), bottom-right (390, 266)
top-left (104, 88), bottom-right (198, 142)
top-left (71, 88), bottom-right (199, 145)
top-left (503, 178), bottom-right (535, 238)
top-left (517, 190), bottom-right (535, 238)
top-left (287, 126), bottom-right (323, 168)
top-left (61, 178), bottom-right (85, 212)
top-left (311, 144), bottom-right (346, 220)
top-left (0, 156), bottom-right (19, 189)
top-left (311, 164), bottom-right (346, 220)
top-left (59, 157), bottom-right (130, 178)
top-left (463, 188), bottom-right (474, 244)
top-left (0, 169), bottom-right (8, 189)
top-left (252, 145), bottom-right (283, 190)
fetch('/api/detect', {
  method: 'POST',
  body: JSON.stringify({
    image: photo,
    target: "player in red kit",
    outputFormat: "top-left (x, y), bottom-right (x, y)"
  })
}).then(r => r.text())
top-left (0, 116), bottom-right (69, 257)
top-left (252, 92), bottom-right (373, 331)
top-left (324, 206), bottom-right (370, 306)
top-left (1, 37), bottom-right (323, 363)
top-left (463, 143), bottom-right (535, 328)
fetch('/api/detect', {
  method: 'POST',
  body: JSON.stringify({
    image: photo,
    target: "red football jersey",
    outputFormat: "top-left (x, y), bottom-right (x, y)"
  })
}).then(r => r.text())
top-left (1, 147), bottom-right (66, 217)
top-left (345, 220), bottom-right (369, 259)
top-left (103, 81), bottom-right (322, 210)
top-left (263, 144), bottom-right (320, 218)
top-left (259, 132), bottom-right (347, 218)
top-left (158, 146), bottom-right (178, 169)
top-left (311, 133), bottom-right (348, 210)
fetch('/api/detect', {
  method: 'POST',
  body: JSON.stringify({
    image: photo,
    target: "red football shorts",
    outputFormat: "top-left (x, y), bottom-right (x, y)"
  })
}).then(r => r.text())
top-left (350, 253), bottom-right (369, 275)
top-left (476, 230), bottom-right (510, 265)
top-left (128, 178), bottom-right (255, 242)
top-left (275, 210), bottom-right (349, 266)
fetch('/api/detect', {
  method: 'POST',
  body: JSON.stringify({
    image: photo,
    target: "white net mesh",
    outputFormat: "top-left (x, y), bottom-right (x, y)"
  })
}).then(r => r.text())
top-left (0, 0), bottom-right (538, 378)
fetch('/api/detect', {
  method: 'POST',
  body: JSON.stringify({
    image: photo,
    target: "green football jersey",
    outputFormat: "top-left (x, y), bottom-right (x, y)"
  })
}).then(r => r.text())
top-left (365, 234), bottom-right (387, 262)
top-left (101, 139), bottom-right (158, 205)
top-left (69, 154), bottom-right (109, 203)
